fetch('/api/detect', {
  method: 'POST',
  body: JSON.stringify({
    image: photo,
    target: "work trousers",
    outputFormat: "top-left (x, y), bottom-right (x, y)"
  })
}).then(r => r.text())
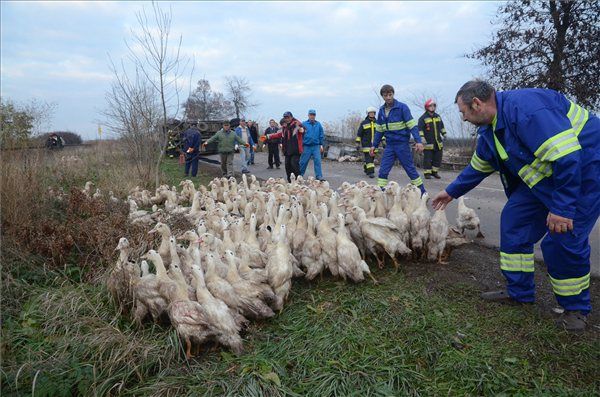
top-left (239, 147), bottom-right (250, 172)
top-left (184, 153), bottom-right (199, 177)
top-left (299, 144), bottom-right (323, 179)
top-left (499, 171), bottom-right (600, 314)
top-left (219, 152), bottom-right (234, 177)
top-left (423, 149), bottom-right (443, 174)
top-left (285, 154), bottom-right (301, 183)
top-left (377, 143), bottom-right (425, 192)
top-left (268, 143), bottom-right (281, 167)
top-left (363, 152), bottom-right (375, 175)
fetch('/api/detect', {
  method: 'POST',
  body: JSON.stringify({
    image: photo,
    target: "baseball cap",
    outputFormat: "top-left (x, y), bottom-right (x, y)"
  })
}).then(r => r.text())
top-left (283, 111), bottom-right (293, 117)
top-left (308, 109), bottom-right (316, 115)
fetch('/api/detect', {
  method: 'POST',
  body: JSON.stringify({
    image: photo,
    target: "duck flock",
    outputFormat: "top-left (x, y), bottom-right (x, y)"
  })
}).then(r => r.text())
top-left (102, 174), bottom-right (483, 358)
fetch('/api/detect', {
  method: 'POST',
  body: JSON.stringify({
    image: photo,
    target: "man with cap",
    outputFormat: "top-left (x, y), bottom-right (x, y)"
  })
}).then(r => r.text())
top-left (181, 122), bottom-right (202, 177)
top-left (202, 120), bottom-right (249, 178)
top-left (300, 109), bottom-right (325, 181)
top-left (263, 111), bottom-right (304, 182)
top-left (356, 106), bottom-right (379, 178)
top-left (418, 98), bottom-right (447, 179)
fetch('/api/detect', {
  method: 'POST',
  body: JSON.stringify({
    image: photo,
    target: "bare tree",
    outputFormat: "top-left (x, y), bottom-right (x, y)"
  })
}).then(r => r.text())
top-left (224, 76), bottom-right (256, 119)
top-left (322, 111), bottom-right (363, 140)
top-left (103, 62), bottom-right (163, 183)
top-left (183, 79), bottom-right (233, 120)
top-left (468, 0), bottom-right (600, 109)
top-left (125, 2), bottom-right (190, 187)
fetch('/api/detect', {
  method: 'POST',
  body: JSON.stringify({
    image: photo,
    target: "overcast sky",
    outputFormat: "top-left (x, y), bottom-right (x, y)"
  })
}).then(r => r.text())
top-left (1, 1), bottom-right (500, 140)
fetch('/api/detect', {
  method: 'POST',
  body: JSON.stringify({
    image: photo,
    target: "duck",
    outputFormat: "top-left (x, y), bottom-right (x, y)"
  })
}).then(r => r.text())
top-left (134, 250), bottom-right (173, 325)
top-left (335, 214), bottom-right (377, 284)
top-left (457, 197), bottom-right (484, 238)
top-left (427, 209), bottom-right (450, 264)
top-left (190, 265), bottom-right (244, 355)
top-left (409, 193), bottom-right (431, 258)
top-left (107, 237), bottom-right (140, 313)
top-left (302, 213), bottom-right (325, 280)
top-left (316, 202), bottom-right (339, 277)
top-left (148, 222), bottom-right (172, 263)
top-left (265, 224), bottom-right (294, 312)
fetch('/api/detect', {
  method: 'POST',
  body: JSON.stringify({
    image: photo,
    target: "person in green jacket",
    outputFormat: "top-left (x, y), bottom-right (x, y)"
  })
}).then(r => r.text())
top-left (202, 121), bottom-right (249, 177)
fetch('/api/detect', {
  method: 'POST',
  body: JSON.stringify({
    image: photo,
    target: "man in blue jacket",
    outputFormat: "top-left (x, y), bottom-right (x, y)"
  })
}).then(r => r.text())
top-left (370, 85), bottom-right (425, 192)
top-left (182, 122), bottom-right (202, 177)
top-left (300, 109), bottom-right (325, 181)
top-left (432, 80), bottom-right (600, 332)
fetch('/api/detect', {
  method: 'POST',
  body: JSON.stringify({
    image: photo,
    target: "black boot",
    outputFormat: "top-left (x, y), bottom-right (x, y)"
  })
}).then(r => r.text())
top-left (424, 174), bottom-right (432, 179)
top-left (432, 172), bottom-right (441, 179)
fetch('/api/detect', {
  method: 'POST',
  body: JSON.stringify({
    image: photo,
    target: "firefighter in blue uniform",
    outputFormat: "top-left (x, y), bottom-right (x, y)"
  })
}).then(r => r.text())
top-left (370, 84), bottom-right (425, 192)
top-left (432, 80), bottom-right (600, 332)
top-left (356, 106), bottom-right (379, 178)
top-left (418, 98), bottom-right (447, 179)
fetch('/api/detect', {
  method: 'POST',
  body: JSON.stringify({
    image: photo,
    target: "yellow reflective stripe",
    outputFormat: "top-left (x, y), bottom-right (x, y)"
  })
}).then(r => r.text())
top-left (361, 148), bottom-right (377, 153)
top-left (549, 273), bottom-right (590, 296)
top-left (375, 124), bottom-right (385, 132)
top-left (518, 158), bottom-right (553, 188)
top-left (406, 119), bottom-right (417, 129)
top-left (365, 163), bottom-right (375, 169)
top-left (419, 131), bottom-right (425, 137)
top-left (432, 166), bottom-right (439, 172)
top-left (493, 133), bottom-right (508, 160)
top-left (567, 101), bottom-right (589, 136)
top-left (535, 128), bottom-right (581, 162)
top-left (411, 177), bottom-right (423, 186)
top-left (355, 137), bottom-right (361, 142)
top-left (470, 152), bottom-right (495, 173)
top-left (387, 121), bottom-right (407, 130)
top-left (377, 178), bottom-right (388, 187)
top-left (424, 144), bottom-right (434, 150)
top-left (500, 252), bottom-right (535, 272)
top-left (424, 118), bottom-right (433, 123)
top-left (424, 169), bottom-right (432, 174)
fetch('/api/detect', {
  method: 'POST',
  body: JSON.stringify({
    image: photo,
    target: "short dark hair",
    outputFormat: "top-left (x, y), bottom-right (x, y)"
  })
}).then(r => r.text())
top-left (223, 121), bottom-right (230, 126)
top-left (455, 79), bottom-right (495, 106)
top-left (380, 84), bottom-right (395, 96)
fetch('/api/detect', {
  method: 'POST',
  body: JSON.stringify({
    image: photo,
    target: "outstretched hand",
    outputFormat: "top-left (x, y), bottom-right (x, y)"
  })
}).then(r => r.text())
top-left (415, 143), bottom-right (425, 153)
top-left (431, 190), bottom-right (453, 210)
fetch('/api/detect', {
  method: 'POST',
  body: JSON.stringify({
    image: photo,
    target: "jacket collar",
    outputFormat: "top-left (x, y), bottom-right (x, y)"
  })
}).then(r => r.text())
top-left (492, 92), bottom-right (505, 132)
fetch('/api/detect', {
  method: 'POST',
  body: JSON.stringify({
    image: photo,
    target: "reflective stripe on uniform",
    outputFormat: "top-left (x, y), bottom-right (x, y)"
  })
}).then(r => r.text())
top-left (549, 273), bottom-right (590, 296)
top-left (424, 144), bottom-right (434, 150)
top-left (470, 152), bottom-right (495, 173)
top-left (500, 252), bottom-right (535, 272)
top-left (377, 177), bottom-right (388, 187)
top-left (432, 166), bottom-right (439, 172)
top-left (423, 169), bottom-right (432, 174)
top-left (411, 177), bottom-right (423, 187)
top-left (365, 163), bottom-right (375, 169)
top-left (406, 119), bottom-right (417, 129)
top-left (567, 101), bottom-right (589, 136)
top-left (518, 158), bottom-right (553, 188)
top-left (535, 128), bottom-right (581, 162)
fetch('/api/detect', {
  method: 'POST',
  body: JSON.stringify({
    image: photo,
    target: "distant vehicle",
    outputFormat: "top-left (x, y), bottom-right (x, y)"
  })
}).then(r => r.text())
top-left (45, 133), bottom-right (65, 150)
top-left (165, 119), bottom-right (227, 157)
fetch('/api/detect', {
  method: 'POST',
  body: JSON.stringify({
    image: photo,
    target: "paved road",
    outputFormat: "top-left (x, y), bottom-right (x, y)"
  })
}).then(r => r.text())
top-left (201, 151), bottom-right (600, 277)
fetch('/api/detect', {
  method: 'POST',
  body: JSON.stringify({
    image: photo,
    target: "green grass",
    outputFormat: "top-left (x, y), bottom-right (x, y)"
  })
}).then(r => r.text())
top-left (160, 157), bottom-right (215, 188)
top-left (2, 249), bottom-right (598, 396)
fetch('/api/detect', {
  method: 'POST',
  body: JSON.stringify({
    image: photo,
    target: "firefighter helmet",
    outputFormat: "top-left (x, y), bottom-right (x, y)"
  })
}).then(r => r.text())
top-left (424, 98), bottom-right (436, 109)
top-left (366, 106), bottom-right (377, 115)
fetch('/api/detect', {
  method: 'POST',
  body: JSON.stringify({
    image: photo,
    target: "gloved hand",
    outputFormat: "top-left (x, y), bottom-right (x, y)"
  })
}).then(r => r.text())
top-left (245, 143), bottom-right (250, 148)
top-left (260, 135), bottom-right (268, 143)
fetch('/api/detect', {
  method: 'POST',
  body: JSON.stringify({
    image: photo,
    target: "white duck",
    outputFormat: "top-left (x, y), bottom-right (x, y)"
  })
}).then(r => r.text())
top-left (457, 197), bottom-right (484, 238)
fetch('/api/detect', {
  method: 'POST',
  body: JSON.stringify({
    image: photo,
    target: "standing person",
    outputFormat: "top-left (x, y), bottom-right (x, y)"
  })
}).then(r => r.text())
top-left (235, 118), bottom-right (256, 174)
top-left (419, 98), bottom-right (447, 179)
top-left (371, 84), bottom-right (425, 192)
top-left (432, 80), bottom-right (600, 332)
top-left (248, 120), bottom-right (259, 164)
top-left (262, 119), bottom-right (281, 169)
top-left (203, 121), bottom-right (249, 178)
top-left (299, 109), bottom-right (325, 181)
top-left (182, 123), bottom-right (202, 178)
top-left (356, 106), bottom-right (379, 178)
top-left (264, 112), bottom-right (304, 182)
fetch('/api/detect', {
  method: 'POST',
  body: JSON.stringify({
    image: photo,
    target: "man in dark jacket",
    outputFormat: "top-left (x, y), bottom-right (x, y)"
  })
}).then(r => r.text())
top-left (418, 98), bottom-right (447, 179)
top-left (248, 120), bottom-right (259, 164)
top-left (265, 111), bottom-right (304, 182)
top-left (182, 123), bottom-right (202, 177)
top-left (356, 106), bottom-right (378, 178)
top-left (263, 119), bottom-right (281, 169)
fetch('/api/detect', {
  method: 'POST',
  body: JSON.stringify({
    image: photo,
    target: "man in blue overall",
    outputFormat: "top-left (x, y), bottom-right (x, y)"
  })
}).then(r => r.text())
top-left (432, 80), bottom-right (600, 332)
top-left (300, 109), bottom-right (325, 181)
top-left (182, 122), bottom-right (202, 177)
top-left (371, 84), bottom-right (425, 192)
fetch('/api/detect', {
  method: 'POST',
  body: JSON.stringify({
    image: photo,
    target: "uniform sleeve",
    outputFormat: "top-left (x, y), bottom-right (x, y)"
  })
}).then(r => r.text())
top-left (319, 122), bottom-right (325, 146)
top-left (516, 109), bottom-right (582, 219)
top-left (418, 116), bottom-right (426, 143)
top-left (440, 117), bottom-right (447, 135)
top-left (403, 104), bottom-right (421, 143)
top-left (446, 140), bottom-right (495, 198)
top-left (356, 122), bottom-right (363, 143)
